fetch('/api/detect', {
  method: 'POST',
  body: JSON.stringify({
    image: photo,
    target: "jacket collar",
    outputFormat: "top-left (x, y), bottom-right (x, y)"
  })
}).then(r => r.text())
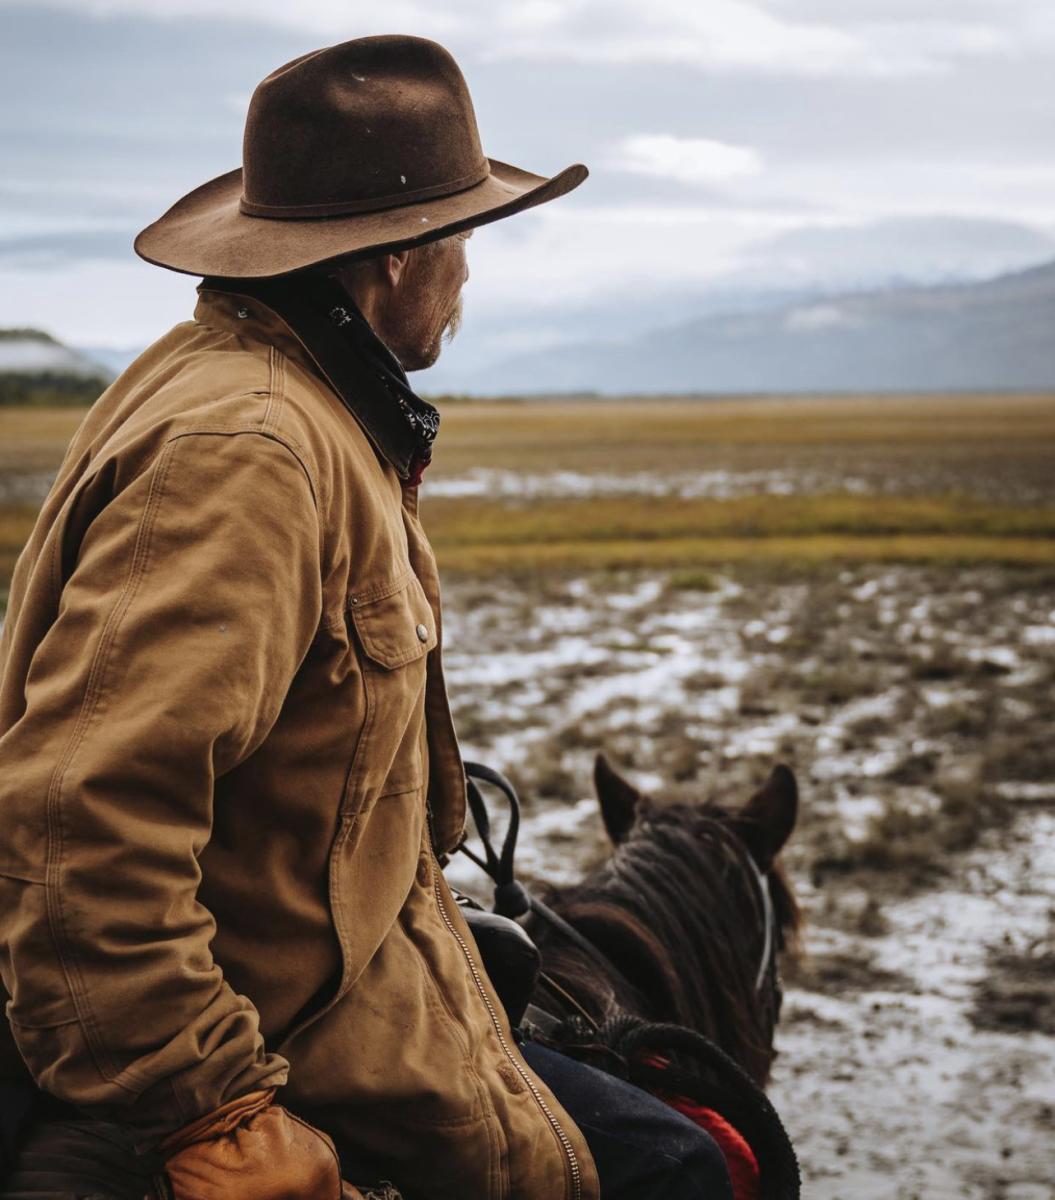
top-left (195, 276), bottom-right (440, 484)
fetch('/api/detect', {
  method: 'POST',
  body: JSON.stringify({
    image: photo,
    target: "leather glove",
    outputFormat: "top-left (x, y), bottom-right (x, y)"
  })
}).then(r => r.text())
top-left (157, 1088), bottom-right (342, 1200)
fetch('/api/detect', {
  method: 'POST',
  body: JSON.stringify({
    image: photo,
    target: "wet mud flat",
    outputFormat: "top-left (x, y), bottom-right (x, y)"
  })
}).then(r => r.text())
top-left (440, 563), bottom-right (1055, 1199)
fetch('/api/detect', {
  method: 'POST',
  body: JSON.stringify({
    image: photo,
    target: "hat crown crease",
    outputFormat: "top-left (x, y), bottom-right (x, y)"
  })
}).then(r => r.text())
top-left (240, 35), bottom-right (488, 220)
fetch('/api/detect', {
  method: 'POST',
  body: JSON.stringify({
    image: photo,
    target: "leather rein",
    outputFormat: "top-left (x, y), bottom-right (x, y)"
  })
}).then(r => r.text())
top-left (456, 761), bottom-right (777, 996)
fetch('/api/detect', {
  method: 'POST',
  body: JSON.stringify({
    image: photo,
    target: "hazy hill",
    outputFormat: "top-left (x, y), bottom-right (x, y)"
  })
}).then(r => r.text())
top-left (0, 329), bottom-right (113, 405)
top-left (419, 215), bottom-right (1055, 393)
top-left (452, 259), bottom-right (1055, 396)
top-left (735, 216), bottom-right (1055, 292)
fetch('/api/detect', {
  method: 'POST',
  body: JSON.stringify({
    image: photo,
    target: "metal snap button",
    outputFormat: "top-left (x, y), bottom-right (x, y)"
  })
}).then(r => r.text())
top-left (415, 623), bottom-right (429, 642)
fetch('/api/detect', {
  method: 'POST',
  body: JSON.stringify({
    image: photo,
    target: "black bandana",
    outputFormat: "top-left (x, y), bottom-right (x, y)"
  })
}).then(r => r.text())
top-left (203, 273), bottom-right (440, 485)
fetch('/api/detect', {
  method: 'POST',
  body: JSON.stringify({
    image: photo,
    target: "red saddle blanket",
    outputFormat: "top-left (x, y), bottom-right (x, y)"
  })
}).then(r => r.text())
top-left (662, 1094), bottom-right (761, 1200)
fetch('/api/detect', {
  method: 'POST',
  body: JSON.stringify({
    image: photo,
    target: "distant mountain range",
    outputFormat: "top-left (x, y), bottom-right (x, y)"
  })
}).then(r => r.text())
top-left (731, 216), bottom-right (1055, 293)
top-left (446, 258), bottom-right (1055, 395)
top-left (5, 242), bottom-right (1055, 402)
top-left (0, 329), bottom-right (113, 378)
top-left (420, 214), bottom-right (1055, 391)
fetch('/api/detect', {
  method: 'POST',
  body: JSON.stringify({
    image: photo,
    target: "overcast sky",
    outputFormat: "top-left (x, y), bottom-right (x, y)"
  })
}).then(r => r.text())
top-left (1, 0), bottom-right (1054, 359)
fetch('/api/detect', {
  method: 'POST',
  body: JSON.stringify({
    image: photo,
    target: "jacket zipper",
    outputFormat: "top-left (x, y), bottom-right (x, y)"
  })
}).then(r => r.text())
top-left (427, 836), bottom-right (582, 1200)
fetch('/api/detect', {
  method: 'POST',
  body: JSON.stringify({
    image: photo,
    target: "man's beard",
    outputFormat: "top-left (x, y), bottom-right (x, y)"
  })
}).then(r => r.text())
top-left (404, 293), bottom-right (463, 371)
top-left (443, 295), bottom-right (463, 345)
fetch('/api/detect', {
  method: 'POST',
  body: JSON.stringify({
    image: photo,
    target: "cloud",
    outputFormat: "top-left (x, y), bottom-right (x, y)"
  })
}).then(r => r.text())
top-left (770, 161), bottom-right (1055, 229)
top-left (784, 304), bottom-right (860, 332)
top-left (16, 0), bottom-right (466, 37)
top-left (607, 134), bottom-right (762, 187)
top-left (459, 201), bottom-right (811, 307)
top-left (0, 229), bottom-right (135, 268)
top-left (760, 1), bottom-right (1055, 76)
top-left (484, 0), bottom-right (887, 77)
top-left (7, 0), bottom-right (1039, 78)
top-left (0, 257), bottom-right (197, 346)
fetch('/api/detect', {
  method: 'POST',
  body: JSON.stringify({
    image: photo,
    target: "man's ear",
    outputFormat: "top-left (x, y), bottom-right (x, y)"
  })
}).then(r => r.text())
top-left (594, 754), bottom-right (642, 845)
top-left (382, 249), bottom-right (411, 288)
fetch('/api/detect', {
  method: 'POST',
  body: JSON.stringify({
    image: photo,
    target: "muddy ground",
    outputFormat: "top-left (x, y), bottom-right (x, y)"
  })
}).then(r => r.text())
top-left (439, 563), bottom-right (1055, 1199)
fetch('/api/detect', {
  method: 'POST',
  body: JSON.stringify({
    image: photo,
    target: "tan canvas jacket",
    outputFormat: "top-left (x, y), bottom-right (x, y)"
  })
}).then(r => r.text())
top-left (0, 286), bottom-right (599, 1200)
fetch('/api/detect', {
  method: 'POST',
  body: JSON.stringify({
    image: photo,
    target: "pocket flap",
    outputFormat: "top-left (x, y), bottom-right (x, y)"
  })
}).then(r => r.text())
top-left (349, 572), bottom-right (438, 669)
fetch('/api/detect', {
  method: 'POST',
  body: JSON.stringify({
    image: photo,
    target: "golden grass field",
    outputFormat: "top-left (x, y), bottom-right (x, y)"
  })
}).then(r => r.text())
top-left (427, 392), bottom-right (1055, 570)
top-left (430, 391), bottom-right (1055, 466)
top-left (2, 392), bottom-right (1054, 591)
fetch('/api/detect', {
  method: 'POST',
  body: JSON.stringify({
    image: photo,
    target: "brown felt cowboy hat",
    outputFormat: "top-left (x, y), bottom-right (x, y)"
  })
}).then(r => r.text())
top-left (135, 34), bottom-right (588, 278)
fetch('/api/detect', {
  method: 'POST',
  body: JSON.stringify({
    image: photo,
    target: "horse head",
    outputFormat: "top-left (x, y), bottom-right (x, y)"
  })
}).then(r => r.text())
top-left (533, 755), bottom-right (802, 1086)
top-left (594, 753), bottom-right (798, 869)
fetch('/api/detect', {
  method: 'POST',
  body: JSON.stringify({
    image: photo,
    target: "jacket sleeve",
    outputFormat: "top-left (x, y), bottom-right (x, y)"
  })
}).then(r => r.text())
top-left (0, 429), bottom-right (323, 1138)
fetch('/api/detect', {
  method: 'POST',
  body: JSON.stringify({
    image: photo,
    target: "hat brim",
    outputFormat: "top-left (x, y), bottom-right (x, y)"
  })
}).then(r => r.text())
top-left (134, 158), bottom-right (587, 278)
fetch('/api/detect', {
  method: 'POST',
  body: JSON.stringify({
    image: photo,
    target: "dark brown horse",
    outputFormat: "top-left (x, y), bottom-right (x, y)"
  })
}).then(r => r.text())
top-left (526, 755), bottom-right (801, 1088)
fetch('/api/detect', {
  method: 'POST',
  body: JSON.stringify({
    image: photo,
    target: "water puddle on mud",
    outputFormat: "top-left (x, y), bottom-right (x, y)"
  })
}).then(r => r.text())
top-left (440, 565), bottom-right (1055, 1198)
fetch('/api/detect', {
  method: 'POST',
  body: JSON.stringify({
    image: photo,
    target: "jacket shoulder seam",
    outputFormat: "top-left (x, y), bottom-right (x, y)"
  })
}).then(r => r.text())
top-left (162, 425), bottom-right (320, 512)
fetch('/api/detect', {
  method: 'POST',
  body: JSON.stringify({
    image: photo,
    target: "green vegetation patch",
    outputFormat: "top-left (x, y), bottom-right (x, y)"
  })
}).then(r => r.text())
top-left (431, 535), bottom-right (1055, 574)
top-left (423, 492), bottom-right (1055, 571)
top-left (0, 372), bottom-right (106, 408)
top-left (429, 393), bottom-right (1055, 477)
top-left (426, 493), bottom-right (1055, 546)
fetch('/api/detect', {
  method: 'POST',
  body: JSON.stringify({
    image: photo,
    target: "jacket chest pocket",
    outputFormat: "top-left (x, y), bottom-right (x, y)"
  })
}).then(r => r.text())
top-left (344, 570), bottom-right (438, 809)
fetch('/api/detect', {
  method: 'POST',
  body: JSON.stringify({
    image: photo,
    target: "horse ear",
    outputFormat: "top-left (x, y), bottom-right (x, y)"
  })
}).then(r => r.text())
top-left (738, 764), bottom-right (798, 868)
top-left (594, 754), bottom-right (641, 844)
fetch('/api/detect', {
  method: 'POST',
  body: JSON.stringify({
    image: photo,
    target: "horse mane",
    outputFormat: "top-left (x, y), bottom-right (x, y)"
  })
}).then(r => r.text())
top-left (531, 801), bottom-right (801, 1086)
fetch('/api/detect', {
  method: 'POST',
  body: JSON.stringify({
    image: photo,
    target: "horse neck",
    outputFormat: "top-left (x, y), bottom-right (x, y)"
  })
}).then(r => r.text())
top-left (544, 816), bottom-right (779, 1084)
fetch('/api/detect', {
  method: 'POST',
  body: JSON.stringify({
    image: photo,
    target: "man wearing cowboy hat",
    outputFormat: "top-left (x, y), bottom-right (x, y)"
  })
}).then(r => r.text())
top-left (0, 35), bottom-right (732, 1200)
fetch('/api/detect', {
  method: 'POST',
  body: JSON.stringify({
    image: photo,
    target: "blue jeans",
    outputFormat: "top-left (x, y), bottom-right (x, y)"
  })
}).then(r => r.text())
top-left (520, 1042), bottom-right (733, 1200)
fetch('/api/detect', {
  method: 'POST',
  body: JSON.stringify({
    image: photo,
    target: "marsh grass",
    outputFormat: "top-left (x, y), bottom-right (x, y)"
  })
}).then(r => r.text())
top-left (972, 930), bottom-right (1055, 1036)
top-left (421, 393), bottom-right (1055, 569)
top-left (426, 493), bottom-right (1055, 544)
top-left (667, 568), bottom-right (722, 592)
top-left (430, 392), bottom-right (1055, 467)
top-left (2, 396), bottom-right (1054, 592)
top-left (429, 535), bottom-right (1054, 573)
top-left (0, 407), bottom-right (85, 472)
top-left (812, 778), bottom-right (1012, 891)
